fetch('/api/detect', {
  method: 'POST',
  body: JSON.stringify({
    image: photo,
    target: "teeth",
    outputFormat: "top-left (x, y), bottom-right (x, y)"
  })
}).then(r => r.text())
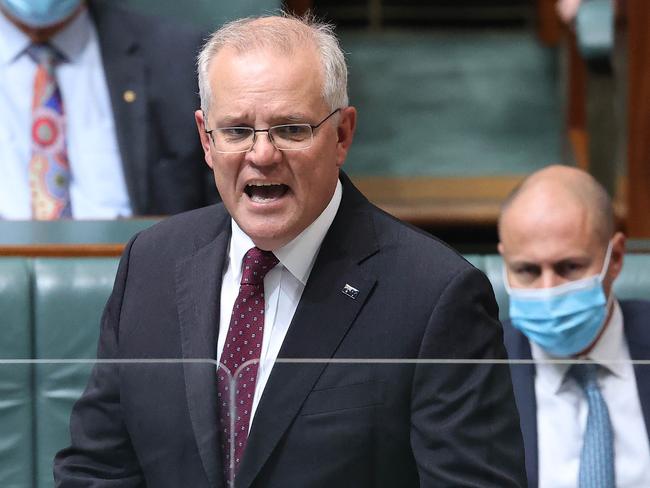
top-left (245, 182), bottom-right (288, 202)
top-left (248, 182), bottom-right (281, 187)
top-left (250, 194), bottom-right (276, 203)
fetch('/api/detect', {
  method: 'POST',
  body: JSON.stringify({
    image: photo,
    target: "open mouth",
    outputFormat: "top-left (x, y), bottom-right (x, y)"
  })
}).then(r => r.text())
top-left (245, 183), bottom-right (289, 203)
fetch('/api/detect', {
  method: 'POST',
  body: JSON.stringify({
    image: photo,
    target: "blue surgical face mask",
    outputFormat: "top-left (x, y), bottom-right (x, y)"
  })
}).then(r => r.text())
top-left (0, 0), bottom-right (81, 28)
top-left (504, 241), bottom-right (614, 357)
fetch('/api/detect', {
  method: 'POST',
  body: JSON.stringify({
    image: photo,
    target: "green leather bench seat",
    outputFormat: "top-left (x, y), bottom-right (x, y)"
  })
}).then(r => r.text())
top-left (0, 259), bottom-right (34, 488)
top-left (33, 259), bottom-right (119, 488)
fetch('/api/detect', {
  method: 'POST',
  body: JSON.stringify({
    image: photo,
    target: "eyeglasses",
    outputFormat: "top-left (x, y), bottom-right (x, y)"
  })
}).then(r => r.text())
top-left (205, 108), bottom-right (341, 153)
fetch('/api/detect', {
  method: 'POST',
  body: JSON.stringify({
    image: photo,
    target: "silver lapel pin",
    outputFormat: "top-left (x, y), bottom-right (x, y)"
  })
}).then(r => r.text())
top-left (341, 283), bottom-right (360, 300)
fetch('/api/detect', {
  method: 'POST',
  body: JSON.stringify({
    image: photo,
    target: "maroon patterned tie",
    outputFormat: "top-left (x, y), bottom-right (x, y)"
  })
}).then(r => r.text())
top-left (217, 247), bottom-right (278, 484)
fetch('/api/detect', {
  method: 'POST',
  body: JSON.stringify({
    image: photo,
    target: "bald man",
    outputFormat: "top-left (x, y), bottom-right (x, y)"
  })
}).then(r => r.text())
top-left (498, 165), bottom-right (650, 488)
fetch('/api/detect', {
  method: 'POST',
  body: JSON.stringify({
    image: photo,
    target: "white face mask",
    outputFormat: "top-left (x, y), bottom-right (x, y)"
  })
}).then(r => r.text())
top-left (503, 241), bottom-right (614, 357)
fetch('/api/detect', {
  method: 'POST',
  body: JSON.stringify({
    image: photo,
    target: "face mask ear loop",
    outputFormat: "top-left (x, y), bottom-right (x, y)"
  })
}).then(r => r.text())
top-left (598, 239), bottom-right (614, 282)
top-left (599, 239), bottom-right (616, 318)
top-left (604, 286), bottom-right (615, 313)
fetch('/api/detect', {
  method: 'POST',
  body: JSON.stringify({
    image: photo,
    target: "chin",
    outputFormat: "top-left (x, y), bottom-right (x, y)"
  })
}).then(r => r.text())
top-left (243, 224), bottom-right (291, 251)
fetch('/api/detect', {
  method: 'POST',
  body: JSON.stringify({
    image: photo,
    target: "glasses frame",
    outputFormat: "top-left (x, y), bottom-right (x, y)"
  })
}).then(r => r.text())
top-left (204, 108), bottom-right (341, 154)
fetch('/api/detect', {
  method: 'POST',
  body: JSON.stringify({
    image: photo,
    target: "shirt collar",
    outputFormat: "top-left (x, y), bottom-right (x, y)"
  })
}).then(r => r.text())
top-left (532, 299), bottom-right (628, 393)
top-left (586, 299), bottom-right (627, 378)
top-left (0, 9), bottom-right (29, 65)
top-left (0, 6), bottom-right (91, 65)
top-left (229, 179), bottom-right (343, 285)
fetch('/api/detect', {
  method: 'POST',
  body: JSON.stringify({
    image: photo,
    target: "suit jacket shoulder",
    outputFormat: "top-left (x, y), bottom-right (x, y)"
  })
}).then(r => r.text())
top-left (335, 173), bottom-right (489, 293)
top-left (621, 299), bottom-right (650, 350)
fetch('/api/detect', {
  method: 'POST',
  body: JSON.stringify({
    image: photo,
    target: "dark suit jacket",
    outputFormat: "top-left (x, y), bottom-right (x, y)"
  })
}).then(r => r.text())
top-left (503, 300), bottom-right (650, 488)
top-left (54, 173), bottom-right (526, 487)
top-left (89, 0), bottom-right (218, 215)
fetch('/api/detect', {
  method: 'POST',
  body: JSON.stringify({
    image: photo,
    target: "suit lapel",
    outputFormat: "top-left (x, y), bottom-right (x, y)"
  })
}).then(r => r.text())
top-left (89, 1), bottom-right (149, 213)
top-left (235, 177), bottom-right (379, 488)
top-left (176, 212), bottom-right (231, 488)
top-left (621, 302), bottom-right (650, 445)
top-left (503, 323), bottom-right (539, 488)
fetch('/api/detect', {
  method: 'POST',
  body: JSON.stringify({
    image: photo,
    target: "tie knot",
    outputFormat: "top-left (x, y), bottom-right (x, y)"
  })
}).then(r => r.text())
top-left (569, 362), bottom-right (600, 391)
top-left (241, 247), bottom-right (278, 285)
top-left (26, 43), bottom-right (62, 69)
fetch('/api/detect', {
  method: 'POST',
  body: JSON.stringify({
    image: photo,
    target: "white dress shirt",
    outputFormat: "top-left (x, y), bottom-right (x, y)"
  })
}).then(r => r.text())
top-left (0, 8), bottom-right (131, 219)
top-left (533, 300), bottom-right (650, 488)
top-left (218, 180), bottom-right (342, 432)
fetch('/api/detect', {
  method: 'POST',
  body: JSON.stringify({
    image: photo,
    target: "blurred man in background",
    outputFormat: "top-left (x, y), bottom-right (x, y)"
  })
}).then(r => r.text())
top-left (0, 0), bottom-right (217, 219)
top-left (499, 165), bottom-right (650, 488)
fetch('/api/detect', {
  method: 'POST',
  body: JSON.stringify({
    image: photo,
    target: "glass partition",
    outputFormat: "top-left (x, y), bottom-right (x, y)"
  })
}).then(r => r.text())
top-left (2, 357), bottom-right (648, 487)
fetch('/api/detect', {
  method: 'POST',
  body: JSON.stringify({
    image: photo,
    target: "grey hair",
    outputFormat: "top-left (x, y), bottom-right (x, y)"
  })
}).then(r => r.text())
top-left (197, 13), bottom-right (348, 116)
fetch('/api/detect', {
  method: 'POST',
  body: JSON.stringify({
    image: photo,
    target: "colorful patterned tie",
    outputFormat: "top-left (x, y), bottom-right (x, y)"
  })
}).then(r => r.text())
top-left (217, 247), bottom-right (278, 485)
top-left (570, 363), bottom-right (616, 488)
top-left (27, 43), bottom-right (72, 219)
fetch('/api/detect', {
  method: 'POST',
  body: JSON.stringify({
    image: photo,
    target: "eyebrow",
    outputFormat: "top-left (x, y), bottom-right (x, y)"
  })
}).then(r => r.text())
top-left (508, 256), bottom-right (591, 268)
top-left (216, 115), bottom-right (252, 126)
top-left (508, 260), bottom-right (539, 269)
top-left (265, 113), bottom-right (311, 125)
top-left (216, 113), bottom-right (311, 127)
top-left (281, 113), bottom-right (309, 123)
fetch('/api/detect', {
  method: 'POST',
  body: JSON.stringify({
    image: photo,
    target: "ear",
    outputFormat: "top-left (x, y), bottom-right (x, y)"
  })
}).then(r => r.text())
top-left (195, 109), bottom-right (214, 169)
top-left (497, 242), bottom-right (505, 257)
top-left (335, 106), bottom-right (357, 168)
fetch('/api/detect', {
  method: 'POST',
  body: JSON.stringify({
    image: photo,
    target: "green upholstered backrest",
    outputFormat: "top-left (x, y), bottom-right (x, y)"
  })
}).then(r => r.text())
top-left (0, 259), bottom-right (34, 488)
top-left (32, 258), bottom-right (119, 488)
top-left (120, 0), bottom-right (282, 29)
top-left (611, 254), bottom-right (650, 302)
top-left (484, 255), bottom-right (509, 322)
top-left (463, 254), bottom-right (485, 271)
top-left (0, 220), bottom-right (158, 247)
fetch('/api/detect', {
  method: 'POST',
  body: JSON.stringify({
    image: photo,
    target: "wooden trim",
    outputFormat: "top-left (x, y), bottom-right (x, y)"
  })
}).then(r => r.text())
top-left (284, 0), bottom-right (312, 16)
top-left (566, 29), bottom-right (588, 157)
top-left (568, 128), bottom-right (589, 171)
top-left (537, 0), bottom-right (563, 46)
top-left (353, 174), bottom-right (628, 229)
top-left (0, 244), bottom-right (124, 257)
top-left (351, 175), bottom-right (526, 227)
top-left (353, 175), bottom-right (525, 200)
top-left (626, 0), bottom-right (650, 237)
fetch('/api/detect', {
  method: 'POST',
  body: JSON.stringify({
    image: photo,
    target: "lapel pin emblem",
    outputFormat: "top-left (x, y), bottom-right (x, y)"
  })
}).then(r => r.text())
top-left (123, 90), bottom-right (137, 103)
top-left (341, 283), bottom-right (359, 300)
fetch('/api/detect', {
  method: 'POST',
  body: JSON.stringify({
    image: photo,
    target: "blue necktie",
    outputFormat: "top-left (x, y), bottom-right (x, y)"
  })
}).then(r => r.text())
top-left (570, 363), bottom-right (615, 488)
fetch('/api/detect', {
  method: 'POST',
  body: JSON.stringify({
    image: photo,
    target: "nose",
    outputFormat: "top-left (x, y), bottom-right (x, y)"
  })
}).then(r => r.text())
top-left (246, 131), bottom-right (280, 166)
top-left (539, 270), bottom-right (563, 289)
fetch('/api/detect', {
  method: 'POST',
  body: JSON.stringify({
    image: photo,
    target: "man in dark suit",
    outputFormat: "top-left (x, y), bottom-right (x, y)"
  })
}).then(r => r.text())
top-left (54, 14), bottom-right (526, 487)
top-left (499, 165), bottom-right (650, 487)
top-left (0, 0), bottom-right (217, 218)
